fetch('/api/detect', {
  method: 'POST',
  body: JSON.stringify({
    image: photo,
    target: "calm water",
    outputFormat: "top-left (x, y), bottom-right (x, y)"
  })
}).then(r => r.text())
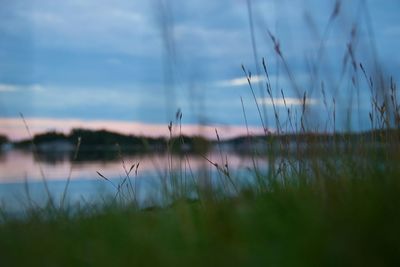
top-left (0, 149), bottom-right (267, 212)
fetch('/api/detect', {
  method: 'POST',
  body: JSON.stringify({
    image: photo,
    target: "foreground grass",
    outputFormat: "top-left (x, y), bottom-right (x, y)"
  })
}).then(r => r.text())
top-left (1, 159), bottom-right (399, 267)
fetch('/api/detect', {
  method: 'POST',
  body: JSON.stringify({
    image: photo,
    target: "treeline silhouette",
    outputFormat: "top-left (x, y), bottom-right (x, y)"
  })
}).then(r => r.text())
top-left (10, 128), bottom-right (400, 159)
top-left (14, 128), bottom-right (211, 154)
top-left (0, 134), bottom-right (8, 146)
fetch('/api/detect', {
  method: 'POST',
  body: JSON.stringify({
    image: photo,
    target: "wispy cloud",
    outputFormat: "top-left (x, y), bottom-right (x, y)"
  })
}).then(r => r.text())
top-left (0, 84), bottom-right (45, 93)
top-left (0, 85), bottom-right (17, 92)
top-left (0, 117), bottom-right (265, 141)
top-left (257, 97), bottom-right (318, 107)
top-left (5, 1), bottom-right (157, 57)
top-left (216, 75), bottom-right (264, 87)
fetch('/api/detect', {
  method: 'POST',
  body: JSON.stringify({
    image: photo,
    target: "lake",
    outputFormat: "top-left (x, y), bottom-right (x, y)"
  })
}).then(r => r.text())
top-left (0, 149), bottom-right (269, 212)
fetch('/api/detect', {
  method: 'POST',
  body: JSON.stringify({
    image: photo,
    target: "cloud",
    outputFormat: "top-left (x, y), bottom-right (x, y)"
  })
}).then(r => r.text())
top-left (0, 117), bottom-right (266, 141)
top-left (257, 97), bottom-right (318, 107)
top-left (0, 85), bottom-right (18, 92)
top-left (215, 73), bottom-right (311, 89)
top-left (0, 84), bottom-right (45, 93)
top-left (216, 75), bottom-right (264, 87)
top-left (0, 0), bottom-right (159, 57)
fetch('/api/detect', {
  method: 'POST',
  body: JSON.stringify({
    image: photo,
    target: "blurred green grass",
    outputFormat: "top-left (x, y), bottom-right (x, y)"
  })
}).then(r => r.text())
top-left (1, 158), bottom-right (399, 267)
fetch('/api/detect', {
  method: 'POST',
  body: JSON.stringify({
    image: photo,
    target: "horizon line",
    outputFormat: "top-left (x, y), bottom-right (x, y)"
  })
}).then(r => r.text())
top-left (0, 116), bottom-right (267, 141)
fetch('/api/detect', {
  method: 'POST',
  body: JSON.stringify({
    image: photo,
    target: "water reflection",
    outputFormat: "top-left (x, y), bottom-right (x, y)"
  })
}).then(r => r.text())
top-left (0, 150), bottom-right (263, 182)
top-left (0, 149), bottom-right (268, 212)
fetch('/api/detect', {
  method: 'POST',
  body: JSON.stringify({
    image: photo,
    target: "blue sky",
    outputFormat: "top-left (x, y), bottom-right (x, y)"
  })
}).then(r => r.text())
top-left (0, 0), bottom-right (399, 139)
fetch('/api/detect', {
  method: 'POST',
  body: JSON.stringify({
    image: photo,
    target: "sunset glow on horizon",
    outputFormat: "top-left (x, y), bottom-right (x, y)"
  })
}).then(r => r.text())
top-left (0, 117), bottom-right (266, 141)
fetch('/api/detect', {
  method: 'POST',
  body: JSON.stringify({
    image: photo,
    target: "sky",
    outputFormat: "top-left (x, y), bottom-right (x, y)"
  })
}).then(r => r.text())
top-left (0, 0), bottom-right (399, 140)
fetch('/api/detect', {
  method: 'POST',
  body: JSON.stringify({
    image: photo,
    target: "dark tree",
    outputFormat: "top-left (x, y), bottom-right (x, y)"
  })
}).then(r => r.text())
top-left (0, 134), bottom-right (8, 146)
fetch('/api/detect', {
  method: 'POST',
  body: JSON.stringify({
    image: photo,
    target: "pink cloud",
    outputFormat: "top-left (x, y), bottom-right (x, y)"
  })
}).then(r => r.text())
top-left (0, 117), bottom-right (266, 141)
